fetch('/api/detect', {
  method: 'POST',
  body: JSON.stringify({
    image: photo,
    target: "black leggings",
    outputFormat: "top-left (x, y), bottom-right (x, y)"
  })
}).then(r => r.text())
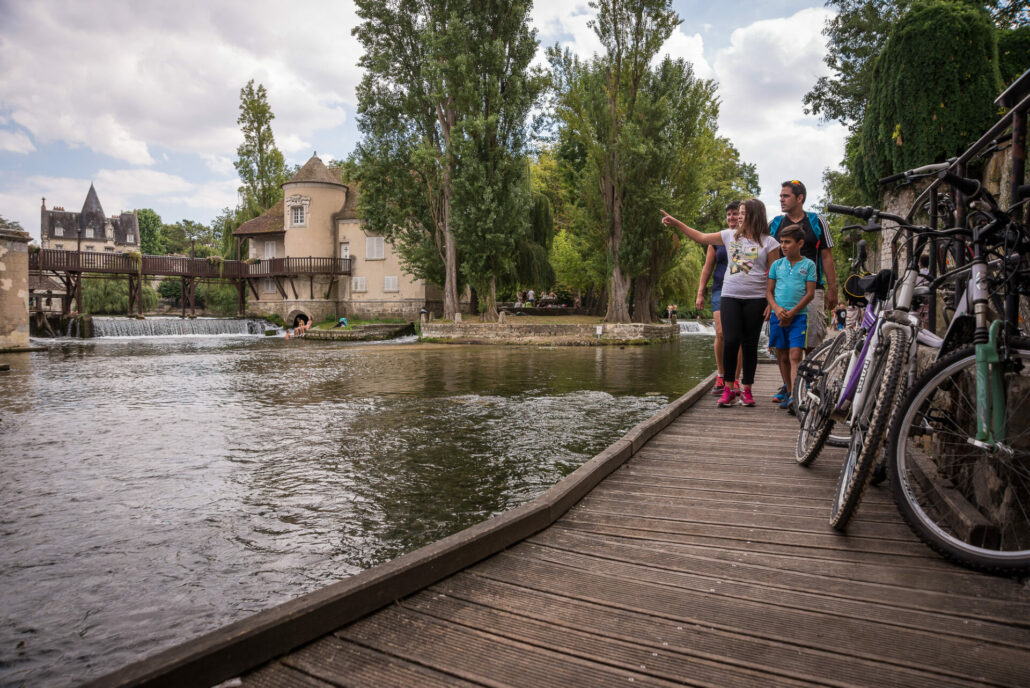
top-left (720, 296), bottom-right (766, 386)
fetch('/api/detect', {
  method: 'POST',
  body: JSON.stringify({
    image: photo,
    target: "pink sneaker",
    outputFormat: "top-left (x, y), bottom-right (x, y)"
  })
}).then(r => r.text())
top-left (717, 387), bottom-right (735, 407)
top-left (739, 388), bottom-right (756, 407)
top-left (711, 376), bottom-right (725, 395)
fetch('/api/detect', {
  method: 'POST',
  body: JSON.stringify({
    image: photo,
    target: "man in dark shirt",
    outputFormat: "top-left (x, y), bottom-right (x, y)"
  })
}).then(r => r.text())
top-left (770, 180), bottom-right (837, 349)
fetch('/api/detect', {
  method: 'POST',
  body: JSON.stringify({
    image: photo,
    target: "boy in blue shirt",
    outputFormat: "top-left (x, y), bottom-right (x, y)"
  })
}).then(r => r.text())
top-left (766, 225), bottom-right (817, 411)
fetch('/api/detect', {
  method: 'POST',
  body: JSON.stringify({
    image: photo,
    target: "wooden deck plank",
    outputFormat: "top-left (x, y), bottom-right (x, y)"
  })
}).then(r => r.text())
top-left (428, 573), bottom-right (972, 688)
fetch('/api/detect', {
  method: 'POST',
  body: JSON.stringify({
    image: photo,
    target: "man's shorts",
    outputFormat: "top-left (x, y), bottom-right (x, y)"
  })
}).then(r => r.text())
top-left (711, 289), bottom-right (722, 312)
top-left (807, 289), bottom-right (827, 347)
top-left (769, 312), bottom-right (809, 350)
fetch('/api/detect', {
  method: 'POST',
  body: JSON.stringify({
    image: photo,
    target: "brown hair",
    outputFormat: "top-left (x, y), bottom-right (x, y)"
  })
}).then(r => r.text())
top-left (778, 224), bottom-right (805, 243)
top-left (736, 198), bottom-right (769, 243)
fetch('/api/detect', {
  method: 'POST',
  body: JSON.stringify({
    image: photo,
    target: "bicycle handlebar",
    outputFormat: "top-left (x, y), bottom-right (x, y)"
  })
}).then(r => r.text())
top-left (937, 170), bottom-right (981, 197)
top-left (826, 203), bottom-right (874, 219)
top-left (879, 162), bottom-right (953, 186)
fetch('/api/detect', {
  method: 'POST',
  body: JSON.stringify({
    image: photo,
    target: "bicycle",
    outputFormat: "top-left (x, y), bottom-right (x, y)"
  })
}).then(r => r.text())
top-left (885, 172), bottom-right (1030, 574)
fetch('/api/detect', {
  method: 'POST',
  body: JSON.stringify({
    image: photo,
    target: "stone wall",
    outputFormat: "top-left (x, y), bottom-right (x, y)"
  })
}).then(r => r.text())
top-left (420, 322), bottom-right (677, 345)
top-left (0, 228), bottom-right (31, 350)
top-left (303, 323), bottom-right (415, 341)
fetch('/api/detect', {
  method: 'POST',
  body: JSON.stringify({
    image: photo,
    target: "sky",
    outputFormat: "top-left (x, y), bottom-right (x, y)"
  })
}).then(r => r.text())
top-left (0, 0), bottom-right (848, 243)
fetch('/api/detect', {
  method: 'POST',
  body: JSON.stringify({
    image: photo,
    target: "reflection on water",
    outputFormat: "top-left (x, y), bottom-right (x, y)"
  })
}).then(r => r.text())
top-left (0, 335), bottom-right (713, 687)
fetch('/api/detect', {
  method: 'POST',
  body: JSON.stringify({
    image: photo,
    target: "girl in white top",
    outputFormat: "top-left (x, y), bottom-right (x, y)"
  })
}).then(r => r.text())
top-left (661, 198), bottom-right (780, 407)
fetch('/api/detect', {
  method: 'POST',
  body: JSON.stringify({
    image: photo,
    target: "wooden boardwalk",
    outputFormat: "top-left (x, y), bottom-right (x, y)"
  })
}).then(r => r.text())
top-left (232, 365), bottom-right (1030, 688)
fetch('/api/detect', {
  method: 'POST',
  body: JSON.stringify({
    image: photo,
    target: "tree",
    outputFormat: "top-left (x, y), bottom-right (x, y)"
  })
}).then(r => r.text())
top-left (353, 0), bottom-right (543, 320)
top-left (136, 208), bottom-right (164, 255)
top-left (853, 1), bottom-right (1001, 194)
top-left (548, 0), bottom-right (680, 322)
top-left (234, 80), bottom-right (290, 216)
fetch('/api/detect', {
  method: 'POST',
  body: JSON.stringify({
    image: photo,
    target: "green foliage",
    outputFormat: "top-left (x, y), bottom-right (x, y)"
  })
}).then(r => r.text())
top-left (195, 282), bottom-right (239, 315)
top-left (82, 277), bottom-right (157, 314)
top-left (136, 208), bottom-right (163, 255)
top-left (0, 214), bottom-right (25, 231)
top-left (157, 278), bottom-right (181, 301)
top-left (352, 0), bottom-right (544, 318)
top-left (510, 192), bottom-right (556, 292)
top-left (998, 26), bottom-right (1030, 86)
top-left (854, 1), bottom-right (1001, 195)
top-left (261, 313), bottom-right (285, 327)
top-left (818, 159), bottom-right (872, 285)
top-left (234, 80), bottom-right (290, 215)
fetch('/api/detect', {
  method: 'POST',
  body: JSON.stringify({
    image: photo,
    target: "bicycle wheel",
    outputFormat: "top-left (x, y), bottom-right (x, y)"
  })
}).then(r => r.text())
top-left (887, 339), bottom-right (1030, 574)
top-left (795, 329), bottom-right (856, 466)
top-left (830, 328), bottom-right (908, 531)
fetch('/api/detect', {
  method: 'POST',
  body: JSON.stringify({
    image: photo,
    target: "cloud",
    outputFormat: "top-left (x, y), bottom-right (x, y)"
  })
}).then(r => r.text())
top-left (0, 128), bottom-right (36, 154)
top-left (711, 7), bottom-right (847, 213)
top-left (0, 0), bottom-right (361, 166)
top-left (659, 28), bottom-right (713, 80)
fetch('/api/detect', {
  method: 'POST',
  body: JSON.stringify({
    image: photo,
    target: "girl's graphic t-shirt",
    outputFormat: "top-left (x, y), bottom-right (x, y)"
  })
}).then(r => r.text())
top-left (718, 229), bottom-right (781, 300)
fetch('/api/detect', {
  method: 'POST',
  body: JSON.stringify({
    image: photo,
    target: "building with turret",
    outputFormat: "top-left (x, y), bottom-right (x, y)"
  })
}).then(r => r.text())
top-left (234, 155), bottom-right (445, 325)
top-left (40, 184), bottom-right (139, 252)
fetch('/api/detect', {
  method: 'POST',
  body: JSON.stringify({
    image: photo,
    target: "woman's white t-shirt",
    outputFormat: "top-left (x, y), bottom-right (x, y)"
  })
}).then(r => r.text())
top-left (718, 229), bottom-right (781, 300)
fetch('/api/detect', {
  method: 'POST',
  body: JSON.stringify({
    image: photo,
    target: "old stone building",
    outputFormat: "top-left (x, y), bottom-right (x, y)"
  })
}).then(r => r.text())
top-left (40, 184), bottom-right (139, 252)
top-left (234, 155), bottom-right (442, 324)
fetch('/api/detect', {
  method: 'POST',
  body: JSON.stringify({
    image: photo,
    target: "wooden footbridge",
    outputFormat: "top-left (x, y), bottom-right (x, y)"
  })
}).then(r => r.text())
top-left (86, 366), bottom-right (1030, 688)
top-left (29, 249), bottom-right (351, 316)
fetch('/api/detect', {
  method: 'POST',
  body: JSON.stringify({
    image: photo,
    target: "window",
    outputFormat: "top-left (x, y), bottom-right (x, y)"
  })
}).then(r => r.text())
top-left (352, 276), bottom-right (367, 292)
top-left (54, 225), bottom-right (64, 237)
top-left (291, 206), bottom-right (305, 226)
top-left (264, 241), bottom-right (276, 259)
top-left (104, 246), bottom-right (114, 252)
top-left (126, 233), bottom-right (135, 244)
top-left (85, 245), bottom-right (95, 251)
top-left (55, 244), bottom-right (64, 250)
top-left (340, 242), bottom-right (350, 259)
top-left (263, 278), bottom-right (275, 293)
top-left (366, 235), bottom-right (384, 260)
top-left (85, 228), bottom-right (94, 239)
top-left (106, 225), bottom-right (113, 239)
top-left (384, 275), bottom-right (398, 292)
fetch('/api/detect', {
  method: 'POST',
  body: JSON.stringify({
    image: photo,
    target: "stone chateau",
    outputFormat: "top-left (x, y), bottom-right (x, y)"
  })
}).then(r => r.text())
top-left (40, 184), bottom-right (139, 252)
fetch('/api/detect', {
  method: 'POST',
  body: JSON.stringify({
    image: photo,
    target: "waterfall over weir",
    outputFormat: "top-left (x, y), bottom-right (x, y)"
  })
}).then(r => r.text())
top-left (91, 317), bottom-right (276, 338)
top-left (678, 320), bottom-right (716, 336)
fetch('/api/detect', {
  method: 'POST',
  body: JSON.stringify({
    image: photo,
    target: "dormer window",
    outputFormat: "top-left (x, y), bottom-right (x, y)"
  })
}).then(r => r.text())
top-left (292, 205), bottom-right (305, 226)
top-left (285, 194), bottom-right (310, 227)
top-left (85, 227), bottom-right (94, 239)
top-left (54, 225), bottom-right (63, 237)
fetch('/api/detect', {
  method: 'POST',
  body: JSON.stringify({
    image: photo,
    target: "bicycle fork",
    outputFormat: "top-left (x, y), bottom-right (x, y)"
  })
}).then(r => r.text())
top-left (968, 259), bottom-right (1009, 453)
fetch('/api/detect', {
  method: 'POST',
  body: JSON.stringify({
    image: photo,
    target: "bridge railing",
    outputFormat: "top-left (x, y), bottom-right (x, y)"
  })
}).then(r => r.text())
top-left (30, 250), bottom-right (351, 278)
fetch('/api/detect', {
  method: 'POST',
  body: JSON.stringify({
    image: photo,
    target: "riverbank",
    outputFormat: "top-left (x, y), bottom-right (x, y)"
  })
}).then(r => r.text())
top-left (303, 323), bottom-right (414, 341)
top-left (420, 320), bottom-right (678, 345)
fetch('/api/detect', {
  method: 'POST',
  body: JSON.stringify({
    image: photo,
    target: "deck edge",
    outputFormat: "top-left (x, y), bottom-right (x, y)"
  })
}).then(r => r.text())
top-left (81, 371), bottom-right (717, 688)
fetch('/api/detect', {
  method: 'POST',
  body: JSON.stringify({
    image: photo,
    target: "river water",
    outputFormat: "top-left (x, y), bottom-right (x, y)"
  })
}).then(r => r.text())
top-left (0, 332), bottom-right (715, 687)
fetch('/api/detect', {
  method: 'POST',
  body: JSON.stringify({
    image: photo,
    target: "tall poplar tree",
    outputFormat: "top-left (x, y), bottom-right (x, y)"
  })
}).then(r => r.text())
top-left (353, 0), bottom-right (542, 320)
top-left (549, 0), bottom-right (679, 322)
top-left (234, 80), bottom-right (290, 215)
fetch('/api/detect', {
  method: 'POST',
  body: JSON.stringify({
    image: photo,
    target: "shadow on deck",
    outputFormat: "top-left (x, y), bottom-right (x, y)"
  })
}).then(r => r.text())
top-left (87, 367), bottom-right (1030, 688)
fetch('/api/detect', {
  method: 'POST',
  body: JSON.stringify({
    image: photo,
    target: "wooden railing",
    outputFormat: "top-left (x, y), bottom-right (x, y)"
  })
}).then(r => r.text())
top-left (29, 250), bottom-right (350, 278)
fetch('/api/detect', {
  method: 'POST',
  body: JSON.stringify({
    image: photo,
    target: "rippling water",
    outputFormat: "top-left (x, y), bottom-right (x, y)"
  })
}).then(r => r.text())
top-left (0, 333), bottom-right (714, 687)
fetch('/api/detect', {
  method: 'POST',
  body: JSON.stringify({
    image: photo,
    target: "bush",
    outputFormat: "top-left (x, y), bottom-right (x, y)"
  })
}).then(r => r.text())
top-left (82, 276), bottom-right (158, 314)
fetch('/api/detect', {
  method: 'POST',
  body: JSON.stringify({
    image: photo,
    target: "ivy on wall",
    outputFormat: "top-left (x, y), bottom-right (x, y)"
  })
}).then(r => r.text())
top-left (854, 1), bottom-right (1002, 194)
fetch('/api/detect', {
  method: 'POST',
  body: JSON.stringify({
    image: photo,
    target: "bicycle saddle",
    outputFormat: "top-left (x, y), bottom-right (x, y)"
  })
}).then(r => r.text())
top-left (847, 269), bottom-right (895, 302)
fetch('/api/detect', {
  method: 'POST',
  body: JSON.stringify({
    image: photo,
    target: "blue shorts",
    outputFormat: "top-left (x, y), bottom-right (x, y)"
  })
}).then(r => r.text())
top-left (769, 312), bottom-right (808, 349)
top-left (711, 289), bottom-right (722, 312)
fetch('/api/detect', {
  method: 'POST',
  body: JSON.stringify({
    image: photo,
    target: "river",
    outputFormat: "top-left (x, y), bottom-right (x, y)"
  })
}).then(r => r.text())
top-left (0, 332), bottom-right (716, 687)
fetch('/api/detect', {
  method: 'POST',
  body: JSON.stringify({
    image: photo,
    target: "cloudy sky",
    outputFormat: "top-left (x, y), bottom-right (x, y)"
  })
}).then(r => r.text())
top-left (0, 0), bottom-right (847, 242)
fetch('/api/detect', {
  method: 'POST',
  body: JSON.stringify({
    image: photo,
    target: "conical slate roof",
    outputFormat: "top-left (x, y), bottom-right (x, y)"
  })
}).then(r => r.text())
top-left (81, 183), bottom-right (105, 216)
top-left (286, 156), bottom-right (345, 187)
top-left (79, 183), bottom-right (106, 231)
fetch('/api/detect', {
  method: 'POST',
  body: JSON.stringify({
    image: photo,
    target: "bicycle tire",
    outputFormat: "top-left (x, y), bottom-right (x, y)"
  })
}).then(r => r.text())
top-left (830, 328), bottom-right (908, 531)
top-left (795, 329), bottom-right (857, 466)
top-left (887, 339), bottom-right (1030, 574)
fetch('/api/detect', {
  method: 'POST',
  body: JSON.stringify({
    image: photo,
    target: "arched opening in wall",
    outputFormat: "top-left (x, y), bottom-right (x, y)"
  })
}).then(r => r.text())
top-left (287, 310), bottom-right (311, 329)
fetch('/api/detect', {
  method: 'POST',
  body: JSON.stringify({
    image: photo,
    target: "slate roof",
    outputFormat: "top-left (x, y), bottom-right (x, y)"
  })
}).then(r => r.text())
top-left (339, 182), bottom-right (360, 220)
top-left (233, 199), bottom-right (285, 236)
top-left (286, 156), bottom-right (345, 187)
top-left (41, 185), bottom-right (139, 245)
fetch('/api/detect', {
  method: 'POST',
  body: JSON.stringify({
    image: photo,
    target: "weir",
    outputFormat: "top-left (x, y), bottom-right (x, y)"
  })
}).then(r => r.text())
top-left (90, 317), bottom-right (276, 337)
top-left (678, 319), bottom-right (715, 335)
